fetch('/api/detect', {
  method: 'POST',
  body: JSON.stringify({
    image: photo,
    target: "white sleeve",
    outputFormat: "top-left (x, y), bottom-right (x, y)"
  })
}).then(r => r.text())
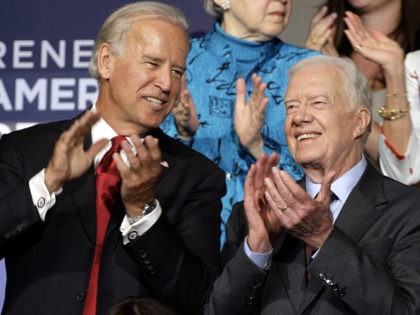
top-left (379, 131), bottom-right (420, 185)
top-left (28, 169), bottom-right (62, 221)
top-left (378, 51), bottom-right (420, 185)
top-left (405, 51), bottom-right (420, 129)
top-left (120, 200), bottom-right (162, 244)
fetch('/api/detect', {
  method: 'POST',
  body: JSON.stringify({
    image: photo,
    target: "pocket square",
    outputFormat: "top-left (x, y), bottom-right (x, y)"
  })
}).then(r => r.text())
top-left (160, 161), bottom-right (169, 168)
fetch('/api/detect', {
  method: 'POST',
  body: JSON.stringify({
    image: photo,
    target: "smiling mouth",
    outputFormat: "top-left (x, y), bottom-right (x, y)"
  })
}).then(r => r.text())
top-left (296, 133), bottom-right (320, 141)
top-left (145, 97), bottom-right (163, 106)
top-left (268, 11), bottom-right (285, 17)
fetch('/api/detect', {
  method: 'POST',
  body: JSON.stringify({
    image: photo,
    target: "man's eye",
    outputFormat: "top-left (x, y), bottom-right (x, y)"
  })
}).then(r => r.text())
top-left (172, 69), bottom-right (183, 78)
top-left (286, 104), bottom-right (298, 114)
top-left (147, 62), bottom-right (158, 68)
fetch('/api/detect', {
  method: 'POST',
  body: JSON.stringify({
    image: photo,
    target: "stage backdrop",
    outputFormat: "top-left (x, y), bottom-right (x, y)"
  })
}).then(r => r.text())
top-left (0, 0), bottom-right (214, 135)
top-left (0, 0), bottom-right (321, 310)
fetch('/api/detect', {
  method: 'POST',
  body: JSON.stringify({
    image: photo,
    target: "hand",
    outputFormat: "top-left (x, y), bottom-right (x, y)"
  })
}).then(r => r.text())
top-left (264, 169), bottom-right (335, 249)
top-left (306, 6), bottom-right (339, 56)
top-left (172, 75), bottom-right (199, 140)
top-left (234, 73), bottom-right (269, 159)
top-left (344, 11), bottom-right (405, 75)
top-left (45, 110), bottom-right (108, 193)
top-left (113, 135), bottom-right (162, 218)
top-left (245, 152), bottom-right (284, 253)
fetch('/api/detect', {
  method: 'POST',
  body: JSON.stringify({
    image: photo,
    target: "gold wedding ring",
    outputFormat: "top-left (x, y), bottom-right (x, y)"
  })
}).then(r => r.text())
top-left (354, 43), bottom-right (363, 52)
top-left (280, 204), bottom-right (288, 211)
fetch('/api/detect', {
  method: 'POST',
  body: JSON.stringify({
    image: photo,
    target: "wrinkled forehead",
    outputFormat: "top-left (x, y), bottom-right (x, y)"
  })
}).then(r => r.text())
top-left (286, 65), bottom-right (345, 99)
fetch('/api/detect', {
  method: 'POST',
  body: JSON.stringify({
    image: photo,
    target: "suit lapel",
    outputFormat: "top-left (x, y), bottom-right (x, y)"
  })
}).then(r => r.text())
top-left (333, 162), bottom-right (387, 241)
top-left (299, 162), bottom-right (388, 313)
top-left (68, 168), bottom-right (97, 245)
top-left (268, 233), bottom-right (307, 313)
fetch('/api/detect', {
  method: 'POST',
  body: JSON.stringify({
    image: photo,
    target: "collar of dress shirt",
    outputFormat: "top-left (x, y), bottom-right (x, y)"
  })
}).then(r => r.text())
top-left (305, 156), bottom-right (367, 222)
top-left (90, 104), bottom-right (119, 168)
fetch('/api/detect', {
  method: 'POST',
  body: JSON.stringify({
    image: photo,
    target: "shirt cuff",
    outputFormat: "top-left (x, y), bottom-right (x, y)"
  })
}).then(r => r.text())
top-left (28, 169), bottom-right (62, 221)
top-left (120, 200), bottom-right (162, 245)
top-left (243, 236), bottom-right (273, 270)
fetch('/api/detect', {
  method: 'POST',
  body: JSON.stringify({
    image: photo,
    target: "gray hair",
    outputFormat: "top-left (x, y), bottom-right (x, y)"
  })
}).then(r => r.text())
top-left (288, 55), bottom-right (372, 142)
top-left (88, 1), bottom-right (189, 80)
top-left (202, 0), bottom-right (224, 21)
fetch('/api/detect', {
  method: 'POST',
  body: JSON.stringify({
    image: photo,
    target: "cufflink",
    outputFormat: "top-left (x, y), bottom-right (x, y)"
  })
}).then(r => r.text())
top-left (37, 197), bottom-right (46, 208)
top-left (128, 231), bottom-right (138, 241)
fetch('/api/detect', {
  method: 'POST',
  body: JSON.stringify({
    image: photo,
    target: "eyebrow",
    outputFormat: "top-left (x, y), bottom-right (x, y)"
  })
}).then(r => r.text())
top-left (144, 55), bottom-right (186, 72)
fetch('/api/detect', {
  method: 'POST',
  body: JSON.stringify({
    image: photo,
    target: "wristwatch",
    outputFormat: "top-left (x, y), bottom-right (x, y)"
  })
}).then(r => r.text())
top-left (127, 199), bottom-right (157, 225)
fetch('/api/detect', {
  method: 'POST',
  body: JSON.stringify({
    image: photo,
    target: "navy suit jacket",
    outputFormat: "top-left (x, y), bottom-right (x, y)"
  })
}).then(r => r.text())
top-left (205, 162), bottom-right (420, 314)
top-left (0, 117), bottom-right (226, 315)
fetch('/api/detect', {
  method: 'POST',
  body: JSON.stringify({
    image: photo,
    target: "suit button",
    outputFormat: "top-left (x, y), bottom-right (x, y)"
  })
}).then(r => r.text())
top-left (319, 273), bottom-right (327, 281)
top-left (146, 265), bottom-right (156, 274)
top-left (76, 291), bottom-right (86, 301)
top-left (245, 295), bottom-right (256, 305)
top-left (5, 231), bottom-right (11, 239)
top-left (138, 250), bottom-right (147, 258)
top-left (325, 279), bottom-right (334, 286)
top-left (252, 281), bottom-right (262, 289)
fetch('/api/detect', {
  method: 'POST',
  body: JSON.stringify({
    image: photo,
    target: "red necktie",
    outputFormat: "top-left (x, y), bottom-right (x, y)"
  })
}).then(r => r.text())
top-left (83, 136), bottom-right (125, 315)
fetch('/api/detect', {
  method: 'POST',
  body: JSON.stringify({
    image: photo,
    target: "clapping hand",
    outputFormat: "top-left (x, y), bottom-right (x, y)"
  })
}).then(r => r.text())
top-left (113, 135), bottom-right (162, 218)
top-left (306, 6), bottom-right (339, 56)
top-left (264, 169), bottom-right (335, 249)
top-left (344, 11), bottom-right (405, 74)
top-left (234, 73), bottom-right (269, 159)
top-left (245, 152), bottom-right (283, 253)
top-left (44, 110), bottom-right (108, 193)
top-left (172, 74), bottom-right (199, 140)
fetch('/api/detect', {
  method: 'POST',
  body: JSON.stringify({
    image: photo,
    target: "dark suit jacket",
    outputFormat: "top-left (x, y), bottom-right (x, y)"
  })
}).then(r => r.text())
top-left (0, 117), bottom-right (226, 315)
top-left (205, 162), bottom-right (420, 315)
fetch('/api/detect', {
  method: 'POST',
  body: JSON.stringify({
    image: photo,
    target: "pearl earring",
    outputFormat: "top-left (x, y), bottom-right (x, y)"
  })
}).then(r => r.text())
top-left (220, 0), bottom-right (231, 10)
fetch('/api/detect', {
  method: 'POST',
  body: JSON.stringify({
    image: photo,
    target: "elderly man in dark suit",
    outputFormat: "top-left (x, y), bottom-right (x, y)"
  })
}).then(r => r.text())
top-left (0, 2), bottom-right (225, 315)
top-left (205, 55), bottom-right (420, 315)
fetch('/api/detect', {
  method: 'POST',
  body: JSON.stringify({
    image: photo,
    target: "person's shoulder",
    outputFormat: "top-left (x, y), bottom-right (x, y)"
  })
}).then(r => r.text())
top-left (381, 174), bottom-right (420, 200)
top-left (276, 41), bottom-right (321, 58)
top-left (1, 118), bottom-right (72, 144)
top-left (405, 50), bottom-right (420, 66)
top-left (189, 28), bottom-right (213, 49)
top-left (153, 128), bottom-right (224, 172)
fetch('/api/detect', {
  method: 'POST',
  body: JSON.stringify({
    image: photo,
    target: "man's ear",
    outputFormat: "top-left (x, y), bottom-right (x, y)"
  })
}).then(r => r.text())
top-left (353, 107), bottom-right (371, 139)
top-left (97, 43), bottom-right (115, 80)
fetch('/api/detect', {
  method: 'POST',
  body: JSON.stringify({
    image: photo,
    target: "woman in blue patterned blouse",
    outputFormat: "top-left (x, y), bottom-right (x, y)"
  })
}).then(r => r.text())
top-left (161, 0), bottom-right (319, 247)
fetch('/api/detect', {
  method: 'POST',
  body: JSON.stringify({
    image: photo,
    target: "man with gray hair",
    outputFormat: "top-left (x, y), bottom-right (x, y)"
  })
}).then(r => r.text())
top-left (205, 55), bottom-right (420, 314)
top-left (0, 2), bottom-right (225, 314)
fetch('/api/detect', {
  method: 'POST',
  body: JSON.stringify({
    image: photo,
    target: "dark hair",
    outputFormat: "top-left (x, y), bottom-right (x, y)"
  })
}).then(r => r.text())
top-left (108, 296), bottom-right (179, 315)
top-left (323, 0), bottom-right (420, 56)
